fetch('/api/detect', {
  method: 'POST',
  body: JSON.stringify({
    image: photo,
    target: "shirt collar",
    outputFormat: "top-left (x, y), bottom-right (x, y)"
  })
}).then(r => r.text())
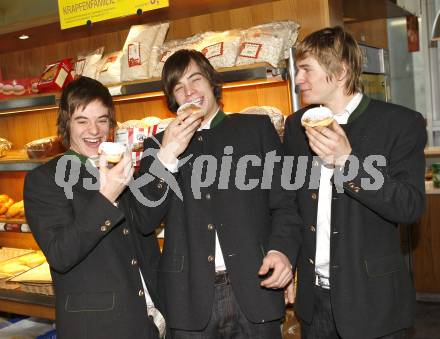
top-left (333, 92), bottom-right (363, 124)
top-left (64, 149), bottom-right (88, 165)
top-left (199, 107), bottom-right (221, 130)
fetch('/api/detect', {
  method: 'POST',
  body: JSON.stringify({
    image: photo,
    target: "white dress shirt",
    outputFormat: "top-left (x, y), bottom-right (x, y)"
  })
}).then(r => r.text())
top-left (113, 202), bottom-right (155, 308)
top-left (315, 93), bottom-right (363, 285)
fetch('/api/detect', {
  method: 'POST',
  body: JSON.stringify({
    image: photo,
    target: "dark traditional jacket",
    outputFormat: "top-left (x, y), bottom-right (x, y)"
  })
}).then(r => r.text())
top-left (24, 154), bottom-right (161, 339)
top-left (284, 96), bottom-right (427, 339)
top-left (135, 112), bottom-right (303, 330)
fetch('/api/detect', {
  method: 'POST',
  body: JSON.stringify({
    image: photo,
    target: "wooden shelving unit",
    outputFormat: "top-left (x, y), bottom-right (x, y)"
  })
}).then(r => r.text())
top-left (0, 150), bottom-right (55, 172)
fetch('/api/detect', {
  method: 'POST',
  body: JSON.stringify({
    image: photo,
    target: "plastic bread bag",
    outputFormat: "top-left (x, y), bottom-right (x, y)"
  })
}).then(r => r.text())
top-left (194, 30), bottom-right (241, 69)
top-left (74, 46), bottom-right (104, 79)
top-left (121, 23), bottom-right (169, 81)
top-left (151, 34), bottom-right (203, 78)
top-left (236, 21), bottom-right (300, 67)
top-left (96, 51), bottom-right (123, 85)
top-left (147, 22), bottom-right (171, 78)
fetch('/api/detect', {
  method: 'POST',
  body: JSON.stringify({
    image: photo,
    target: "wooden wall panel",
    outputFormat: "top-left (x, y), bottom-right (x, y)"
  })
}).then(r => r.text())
top-left (0, 172), bottom-right (26, 201)
top-left (0, 232), bottom-right (40, 250)
top-left (223, 82), bottom-right (291, 115)
top-left (345, 18), bottom-right (388, 49)
top-left (0, 109), bottom-right (58, 149)
top-left (114, 96), bottom-right (172, 122)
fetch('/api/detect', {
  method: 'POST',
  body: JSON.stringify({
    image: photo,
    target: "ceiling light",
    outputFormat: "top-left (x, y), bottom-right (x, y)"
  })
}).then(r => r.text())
top-left (18, 34), bottom-right (29, 40)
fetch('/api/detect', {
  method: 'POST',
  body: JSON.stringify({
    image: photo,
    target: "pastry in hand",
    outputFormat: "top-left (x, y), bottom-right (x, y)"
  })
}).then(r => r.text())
top-left (301, 107), bottom-right (334, 128)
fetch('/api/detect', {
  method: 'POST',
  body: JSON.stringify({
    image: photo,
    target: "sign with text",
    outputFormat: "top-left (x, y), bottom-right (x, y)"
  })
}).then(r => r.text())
top-left (58, 0), bottom-right (169, 29)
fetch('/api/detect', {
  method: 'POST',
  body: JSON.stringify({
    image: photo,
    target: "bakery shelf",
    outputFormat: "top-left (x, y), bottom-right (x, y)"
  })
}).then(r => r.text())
top-left (0, 150), bottom-right (53, 172)
top-left (0, 64), bottom-right (287, 116)
top-left (0, 94), bottom-right (58, 116)
top-left (0, 288), bottom-right (54, 319)
top-left (425, 147), bottom-right (440, 158)
top-left (120, 63), bottom-right (286, 96)
top-left (0, 218), bottom-right (27, 225)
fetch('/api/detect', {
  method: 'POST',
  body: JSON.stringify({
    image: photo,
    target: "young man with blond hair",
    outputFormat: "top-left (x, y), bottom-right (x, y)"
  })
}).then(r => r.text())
top-left (284, 26), bottom-right (426, 339)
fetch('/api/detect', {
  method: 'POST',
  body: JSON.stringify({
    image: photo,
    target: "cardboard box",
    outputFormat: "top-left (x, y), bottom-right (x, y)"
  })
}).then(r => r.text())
top-left (37, 58), bottom-right (74, 93)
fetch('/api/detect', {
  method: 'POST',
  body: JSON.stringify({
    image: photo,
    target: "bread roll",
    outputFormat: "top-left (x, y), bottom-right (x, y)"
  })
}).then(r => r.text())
top-left (5, 200), bottom-right (24, 218)
top-left (0, 198), bottom-right (14, 215)
top-left (0, 262), bottom-right (29, 274)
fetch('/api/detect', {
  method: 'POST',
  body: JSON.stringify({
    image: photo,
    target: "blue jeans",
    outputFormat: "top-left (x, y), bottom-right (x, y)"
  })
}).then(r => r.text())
top-left (169, 277), bottom-right (282, 339)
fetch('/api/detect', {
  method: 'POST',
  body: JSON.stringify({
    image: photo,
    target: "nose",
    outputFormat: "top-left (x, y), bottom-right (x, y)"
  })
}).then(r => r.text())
top-left (295, 71), bottom-right (304, 85)
top-left (89, 121), bottom-right (99, 135)
top-left (184, 84), bottom-right (194, 97)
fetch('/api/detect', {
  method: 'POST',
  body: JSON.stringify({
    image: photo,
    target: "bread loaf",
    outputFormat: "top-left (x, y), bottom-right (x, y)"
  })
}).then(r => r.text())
top-left (5, 200), bottom-right (24, 218)
top-left (0, 197), bottom-right (14, 215)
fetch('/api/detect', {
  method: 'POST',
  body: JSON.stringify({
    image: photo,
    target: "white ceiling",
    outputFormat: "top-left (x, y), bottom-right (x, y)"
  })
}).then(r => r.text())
top-left (0, 0), bottom-right (59, 34)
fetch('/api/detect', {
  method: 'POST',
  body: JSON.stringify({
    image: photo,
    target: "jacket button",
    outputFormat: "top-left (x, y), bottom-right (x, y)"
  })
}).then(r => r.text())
top-left (104, 220), bottom-right (111, 226)
top-left (131, 259), bottom-right (138, 266)
top-left (208, 255), bottom-right (215, 262)
top-left (311, 193), bottom-right (317, 200)
top-left (309, 225), bottom-right (316, 232)
top-left (354, 187), bottom-right (360, 193)
top-left (348, 182), bottom-right (355, 188)
top-left (157, 182), bottom-right (163, 189)
top-left (100, 225), bottom-right (108, 232)
top-left (207, 224), bottom-right (214, 231)
top-left (308, 258), bottom-right (314, 265)
top-left (123, 228), bottom-right (129, 235)
top-left (138, 289), bottom-right (145, 297)
top-left (313, 160), bottom-right (319, 167)
top-left (197, 135), bottom-right (203, 142)
top-left (205, 193), bottom-right (211, 200)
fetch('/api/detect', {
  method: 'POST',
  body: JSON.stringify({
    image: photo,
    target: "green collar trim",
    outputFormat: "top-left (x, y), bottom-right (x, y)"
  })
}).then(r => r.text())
top-left (347, 95), bottom-right (371, 124)
top-left (210, 110), bottom-right (226, 128)
top-left (64, 149), bottom-right (88, 165)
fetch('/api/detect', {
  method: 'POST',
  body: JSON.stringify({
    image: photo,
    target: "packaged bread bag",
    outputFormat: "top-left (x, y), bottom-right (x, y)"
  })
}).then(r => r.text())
top-left (74, 47), bottom-right (104, 79)
top-left (195, 30), bottom-right (241, 69)
top-left (236, 21), bottom-right (300, 67)
top-left (96, 51), bottom-right (123, 85)
top-left (121, 23), bottom-right (169, 81)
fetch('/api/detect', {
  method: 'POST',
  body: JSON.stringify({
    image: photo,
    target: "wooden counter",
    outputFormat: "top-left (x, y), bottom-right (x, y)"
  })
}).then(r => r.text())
top-left (0, 288), bottom-right (54, 320)
top-left (411, 182), bottom-right (440, 301)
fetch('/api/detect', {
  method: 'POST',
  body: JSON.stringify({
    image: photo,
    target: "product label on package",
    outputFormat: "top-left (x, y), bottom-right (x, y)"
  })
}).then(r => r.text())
top-left (55, 68), bottom-right (68, 89)
top-left (159, 50), bottom-right (172, 63)
top-left (239, 42), bottom-right (262, 59)
top-left (75, 58), bottom-right (86, 75)
top-left (128, 42), bottom-right (141, 67)
top-left (202, 42), bottom-right (224, 59)
top-left (101, 55), bottom-right (118, 73)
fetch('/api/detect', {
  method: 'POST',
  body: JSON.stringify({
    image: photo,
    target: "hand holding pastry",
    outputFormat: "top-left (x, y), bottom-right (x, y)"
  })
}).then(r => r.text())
top-left (158, 108), bottom-right (204, 165)
top-left (98, 150), bottom-right (133, 203)
top-left (305, 120), bottom-right (352, 167)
